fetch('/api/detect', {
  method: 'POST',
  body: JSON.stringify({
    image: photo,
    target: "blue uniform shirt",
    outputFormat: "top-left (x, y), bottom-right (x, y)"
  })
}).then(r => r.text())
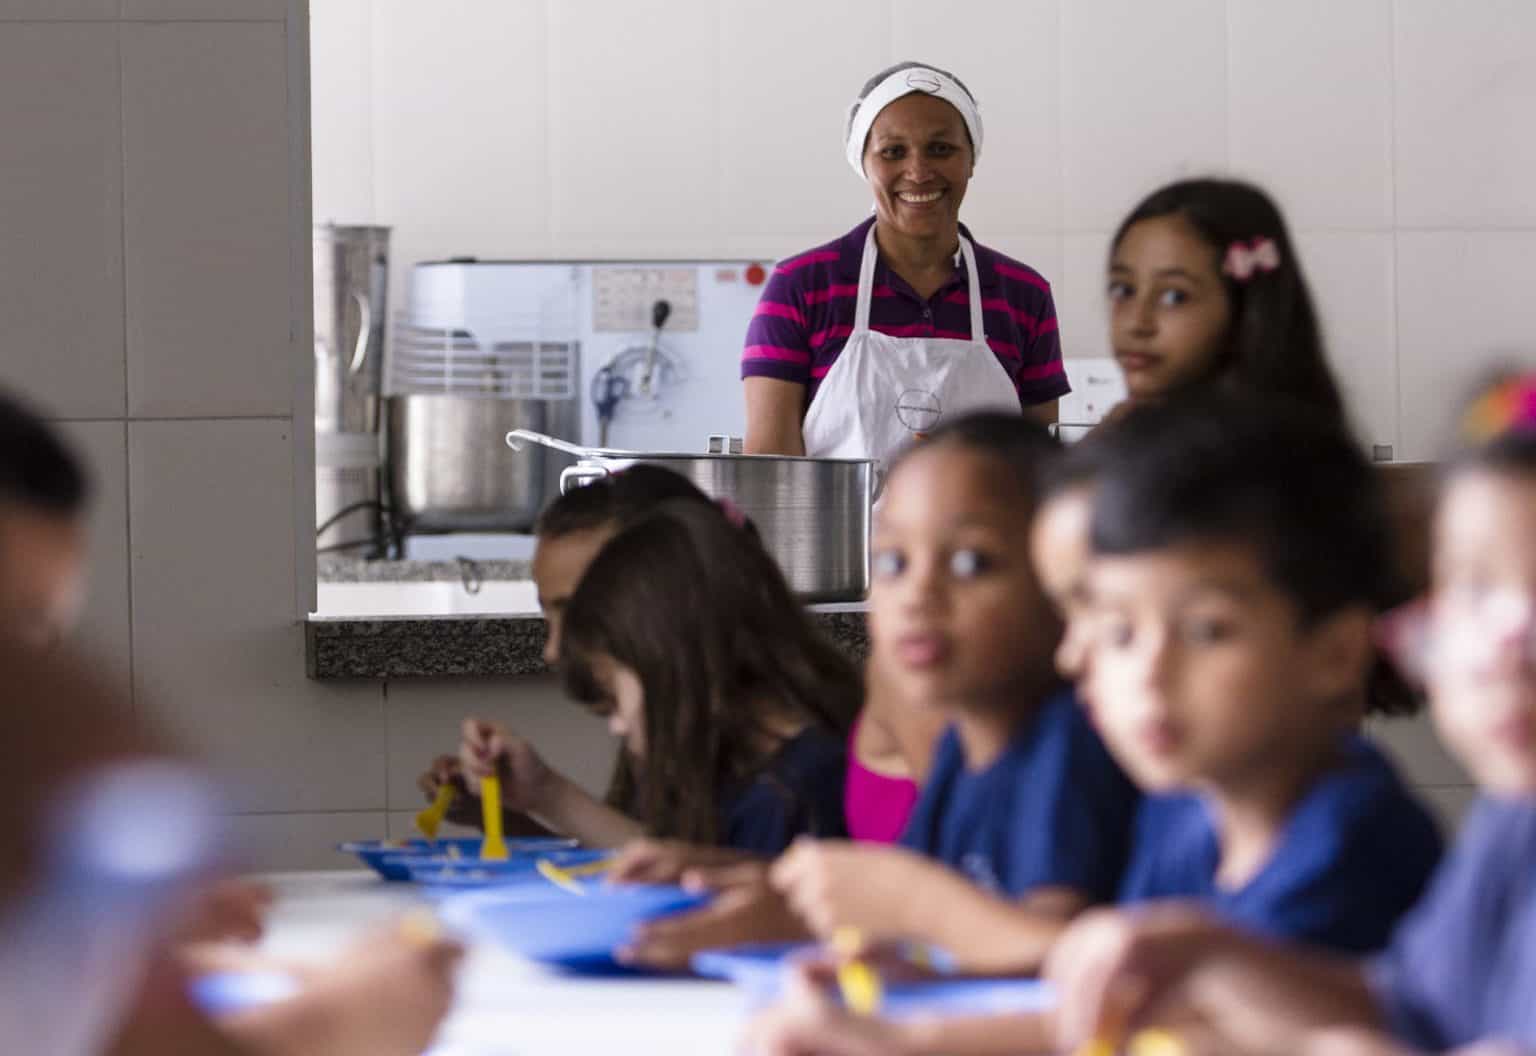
top-left (1370, 796), bottom-right (1536, 1050)
top-left (1120, 737), bottom-right (1442, 953)
top-left (899, 688), bottom-right (1139, 899)
top-left (722, 725), bottom-right (848, 856)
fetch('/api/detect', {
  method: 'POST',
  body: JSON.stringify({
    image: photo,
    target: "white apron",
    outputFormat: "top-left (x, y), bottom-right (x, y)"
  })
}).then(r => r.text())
top-left (800, 227), bottom-right (1021, 484)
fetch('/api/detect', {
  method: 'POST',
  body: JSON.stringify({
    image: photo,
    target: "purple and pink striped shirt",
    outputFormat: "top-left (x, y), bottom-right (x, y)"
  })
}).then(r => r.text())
top-left (741, 217), bottom-right (1069, 410)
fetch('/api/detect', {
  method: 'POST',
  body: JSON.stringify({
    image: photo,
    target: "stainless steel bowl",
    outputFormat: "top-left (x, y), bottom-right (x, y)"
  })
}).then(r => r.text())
top-left (387, 395), bottom-right (547, 532)
top-left (507, 430), bottom-right (873, 602)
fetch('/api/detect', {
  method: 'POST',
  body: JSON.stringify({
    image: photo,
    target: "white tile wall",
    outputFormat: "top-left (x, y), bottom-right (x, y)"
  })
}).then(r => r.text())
top-left (545, 0), bottom-right (721, 255)
top-left (1394, 0), bottom-right (1536, 229)
top-left (121, 0), bottom-right (288, 19)
top-left (0, 23), bottom-right (125, 418)
top-left (369, 1), bottom-right (549, 311)
top-left (225, 811), bottom-right (386, 872)
top-left (1296, 232), bottom-right (1398, 452)
top-left (128, 418), bottom-right (387, 813)
top-left (1227, 0), bottom-right (1393, 230)
top-left (0, 0), bottom-right (116, 18)
top-left (384, 676), bottom-right (617, 813)
top-left (1059, 231), bottom-right (1112, 360)
top-left (308, 0), bottom-right (372, 227)
top-left (1396, 231), bottom-right (1536, 462)
top-left (123, 21), bottom-right (292, 418)
top-left (715, 0), bottom-right (888, 258)
top-left (1059, 0), bottom-right (1228, 232)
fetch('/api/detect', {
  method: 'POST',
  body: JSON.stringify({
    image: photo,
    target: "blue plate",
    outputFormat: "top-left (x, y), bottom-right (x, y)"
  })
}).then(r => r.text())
top-left (692, 944), bottom-right (1053, 1018)
top-left (189, 971), bottom-right (300, 1015)
top-left (405, 848), bottom-right (612, 889)
top-left (442, 883), bottom-right (711, 972)
top-left (337, 837), bottom-right (576, 882)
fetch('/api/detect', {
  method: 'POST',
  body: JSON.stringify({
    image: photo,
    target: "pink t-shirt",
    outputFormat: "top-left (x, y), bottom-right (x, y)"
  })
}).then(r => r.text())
top-left (843, 719), bottom-right (920, 844)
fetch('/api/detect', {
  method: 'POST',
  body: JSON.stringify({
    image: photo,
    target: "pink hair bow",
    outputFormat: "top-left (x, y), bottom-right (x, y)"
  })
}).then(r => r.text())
top-left (1223, 237), bottom-right (1281, 282)
top-left (716, 497), bottom-right (748, 529)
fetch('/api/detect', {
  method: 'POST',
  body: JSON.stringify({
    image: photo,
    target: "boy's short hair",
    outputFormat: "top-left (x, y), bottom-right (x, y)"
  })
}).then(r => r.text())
top-left (0, 392), bottom-right (88, 516)
top-left (1089, 394), bottom-right (1393, 626)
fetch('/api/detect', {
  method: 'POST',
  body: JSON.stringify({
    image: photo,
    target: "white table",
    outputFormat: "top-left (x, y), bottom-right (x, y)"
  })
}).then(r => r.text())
top-left (257, 871), bottom-right (753, 1055)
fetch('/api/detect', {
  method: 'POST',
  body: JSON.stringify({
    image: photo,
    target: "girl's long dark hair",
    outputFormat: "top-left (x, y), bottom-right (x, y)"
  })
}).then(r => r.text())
top-left (1112, 178), bottom-right (1349, 430)
top-left (560, 500), bottom-right (862, 844)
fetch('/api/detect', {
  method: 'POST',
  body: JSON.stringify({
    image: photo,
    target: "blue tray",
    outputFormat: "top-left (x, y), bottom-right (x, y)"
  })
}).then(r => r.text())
top-left (406, 848), bottom-right (612, 890)
top-left (441, 883), bottom-right (711, 972)
top-left (692, 944), bottom-right (1054, 1018)
top-left (337, 837), bottom-right (576, 882)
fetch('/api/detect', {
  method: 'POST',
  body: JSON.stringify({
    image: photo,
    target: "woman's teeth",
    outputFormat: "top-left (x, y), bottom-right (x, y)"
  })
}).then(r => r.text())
top-left (898, 190), bottom-right (943, 204)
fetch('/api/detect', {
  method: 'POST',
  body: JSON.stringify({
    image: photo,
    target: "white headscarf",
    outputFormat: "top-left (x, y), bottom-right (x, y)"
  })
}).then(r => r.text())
top-left (844, 63), bottom-right (983, 179)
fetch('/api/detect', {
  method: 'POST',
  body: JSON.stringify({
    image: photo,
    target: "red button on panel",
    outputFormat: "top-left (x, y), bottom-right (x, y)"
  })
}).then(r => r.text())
top-left (745, 263), bottom-right (767, 286)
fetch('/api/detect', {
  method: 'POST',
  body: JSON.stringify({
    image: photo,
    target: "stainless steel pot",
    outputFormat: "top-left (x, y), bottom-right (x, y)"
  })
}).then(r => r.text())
top-left (507, 430), bottom-right (873, 602)
top-left (387, 395), bottom-right (548, 532)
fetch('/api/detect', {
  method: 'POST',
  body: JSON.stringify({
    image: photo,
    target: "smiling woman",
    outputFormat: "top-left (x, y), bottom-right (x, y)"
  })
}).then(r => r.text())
top-left (741, 62), bottom-right (1067, 470)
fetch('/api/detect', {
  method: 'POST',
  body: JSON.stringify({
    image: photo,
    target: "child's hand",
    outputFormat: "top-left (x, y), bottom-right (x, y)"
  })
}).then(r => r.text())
top-left (457, 717), bottom-right (557, 813)
top-left (175, 878), bottom-right (273, 945)
top-left (276, 920), bottom-right (462, 1056)
top-left (415, 754), bottom-right (482, 829)
top-left (770, 839), bottom-right (941, 940)
top-left (617, 882), bottom-right (808, 970)
top-left (1299, 1028), bottom-right (1418, 1056)
top-left (740, 961), bottom-right (918, 1056)
top-left (606, 838), bottom-right (760, 886)
top-left (1043, 902), bottom-right (1230, 1051)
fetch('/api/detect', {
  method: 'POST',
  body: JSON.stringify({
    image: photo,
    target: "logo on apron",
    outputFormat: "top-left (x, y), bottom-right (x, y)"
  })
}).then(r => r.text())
top-left (896, 388), bottom-right (943, 436)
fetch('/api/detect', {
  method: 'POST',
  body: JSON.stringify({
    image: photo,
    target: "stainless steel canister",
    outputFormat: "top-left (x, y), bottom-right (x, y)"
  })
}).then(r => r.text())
top-left (388, 396), bottom-right (548, 533)
top-left (314, 224), bottom-right (389, 435)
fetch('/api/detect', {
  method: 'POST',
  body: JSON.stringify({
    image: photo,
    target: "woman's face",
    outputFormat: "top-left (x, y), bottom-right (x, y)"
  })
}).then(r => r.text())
top-left (584, 653), bottom-right (648, 760)
top-left (870, 445), bottom-right (1059, 712)
top-left (1108, 215), bottom-right (1232, 400)
top-left (863, 93), bottom-right (973, 243)
top-left (1427, 470), bottom-right (1536, 795)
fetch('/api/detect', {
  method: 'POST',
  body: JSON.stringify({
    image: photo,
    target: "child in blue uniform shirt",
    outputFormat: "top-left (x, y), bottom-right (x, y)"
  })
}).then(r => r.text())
top-left (899, 688), bottom-right (1135, 901)
top-left (1037, 376), bottom-right (1536, 1056)
top-left (1081, 399), bottom-right (1441, 954)
top-left (770, 413), bottom-right (1139, 976)
top-left (745, 397), bottom-right (1442, 1056)
top-left (462, 497), bottom-right (859, 856)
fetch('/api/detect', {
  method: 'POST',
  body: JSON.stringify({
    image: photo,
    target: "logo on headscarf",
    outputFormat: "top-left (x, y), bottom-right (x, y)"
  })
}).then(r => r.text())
top-left (896, 389), bottom-right (942, 433)
top-left (904, 70), bottom-right (943, 93)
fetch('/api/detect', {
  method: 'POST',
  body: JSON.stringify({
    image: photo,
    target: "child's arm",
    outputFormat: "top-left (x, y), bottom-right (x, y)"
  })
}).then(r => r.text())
top-left (459, 717), bottom-right (643, 848)
top-left (771, 840), bottom-right (1079, 974)
top-left (1044, 903), bottom-right (1383, 1055)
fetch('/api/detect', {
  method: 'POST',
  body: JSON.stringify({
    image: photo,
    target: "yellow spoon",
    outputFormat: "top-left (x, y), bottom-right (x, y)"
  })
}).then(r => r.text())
top-left (1073, 1028), bottom-right (1187, 1056)
top-left (414, 784), bottom-right (455, 839)
top-left (1127, 1029), bottom-right (1187, 1056)
top-left (535, 856), bottom-right (613, 895)
top-left (830, 928), bottom-right (882, 1016)
top-left (479, 776), bottom-right (509, 861)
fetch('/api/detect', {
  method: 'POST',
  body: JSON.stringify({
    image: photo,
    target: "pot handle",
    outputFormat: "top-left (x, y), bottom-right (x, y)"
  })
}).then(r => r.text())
top-left (559, 464), bottom-right (611, 494)
top-left (506, 429), bottom-right (595, 459)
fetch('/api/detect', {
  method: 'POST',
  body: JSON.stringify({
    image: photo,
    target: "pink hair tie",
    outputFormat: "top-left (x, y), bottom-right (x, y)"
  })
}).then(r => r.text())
top-left (1223, 237), bottom-right (1281, 282)
top-left (1463, 372), bottom-right (1536, 443)
top-left (716, 497), bottom-right (747, 529)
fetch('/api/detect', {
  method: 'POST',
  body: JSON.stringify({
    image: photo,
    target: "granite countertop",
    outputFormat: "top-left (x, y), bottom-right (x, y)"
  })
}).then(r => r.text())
top-left (306, 559), bottom-right (868, 680)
